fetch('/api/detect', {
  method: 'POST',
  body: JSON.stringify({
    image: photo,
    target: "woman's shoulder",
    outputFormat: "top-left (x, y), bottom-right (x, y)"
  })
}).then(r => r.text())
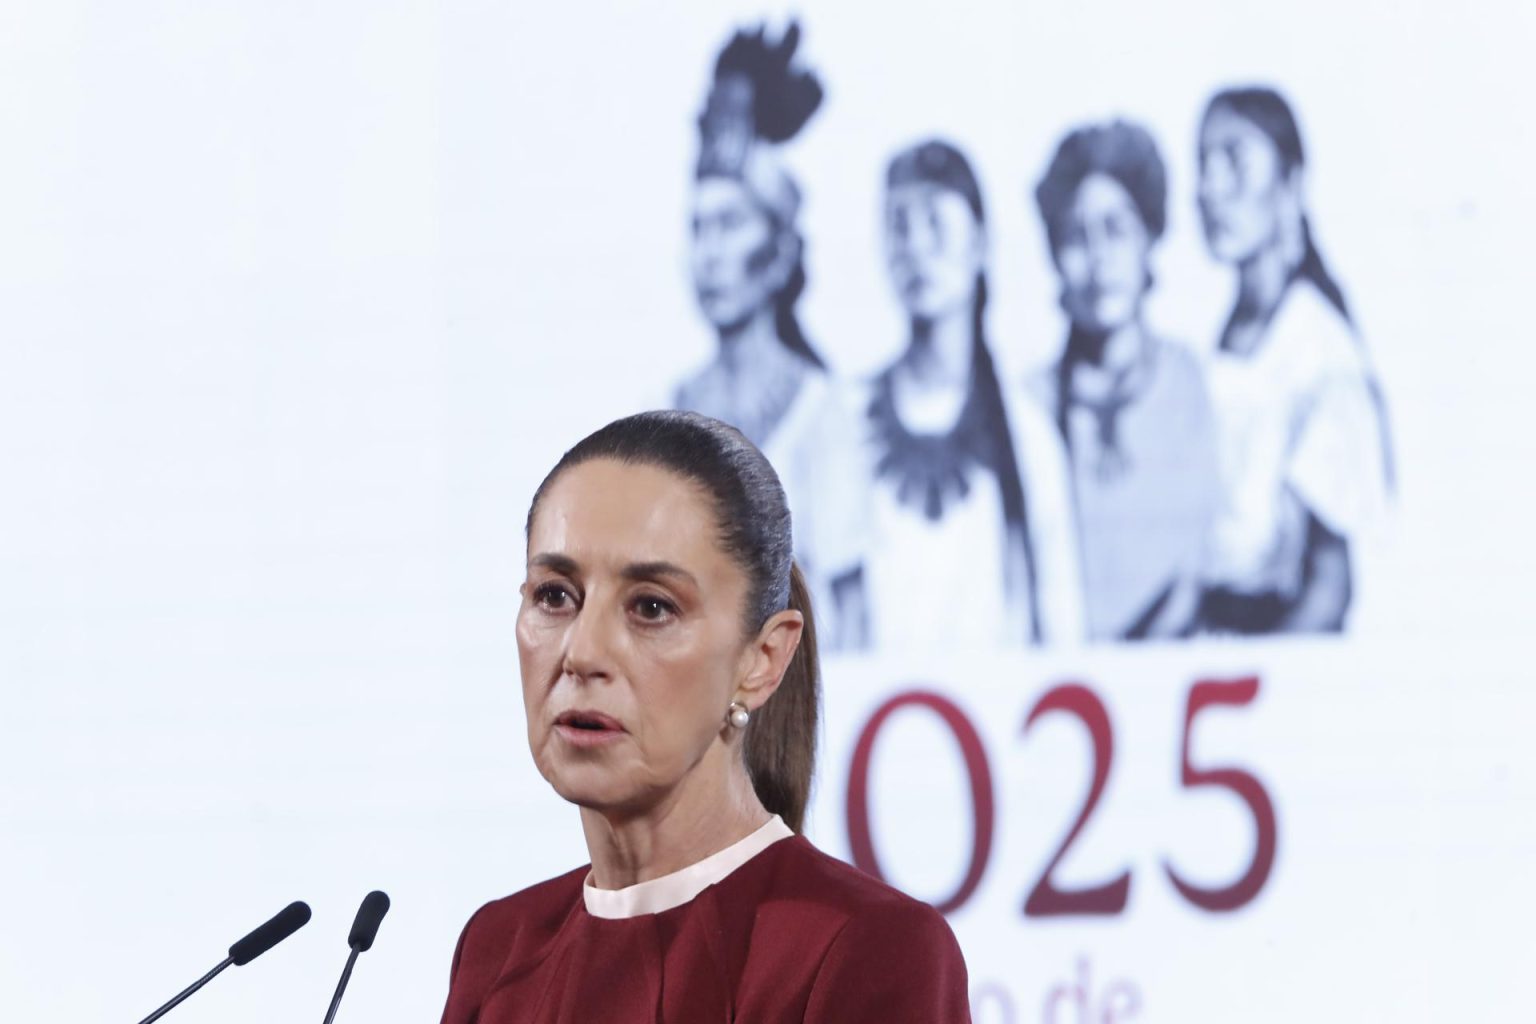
top-left (1271, 279), bottom-right (1369, 373)
top-left (744, 838), bottom-right (970, 1020)
top-left (457, 865), bottom-right (588, 951)
top-left (442, 866), bottom-right (589, 1017)
top-left (772, 368), bottom-right (851, 446)
top-left (483, 864), bottom-right (589, 916)
top-left (754, 836), bottom-right (957, 937)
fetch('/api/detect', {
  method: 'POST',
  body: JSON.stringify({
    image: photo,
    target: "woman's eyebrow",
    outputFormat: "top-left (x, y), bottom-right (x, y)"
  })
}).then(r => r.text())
top-left (529, 553), bottom-right (579, 575)
top-left (622, 561), bottom-right (698, 587)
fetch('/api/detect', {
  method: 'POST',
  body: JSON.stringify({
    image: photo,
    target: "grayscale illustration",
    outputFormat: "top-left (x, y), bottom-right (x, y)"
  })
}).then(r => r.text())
top-left (1193, 87), bottom-right (1393, 635)
top-left (1033, 120), bottom-right (1220, 641)
top-left (835, 140), bottom-right (1044, 651)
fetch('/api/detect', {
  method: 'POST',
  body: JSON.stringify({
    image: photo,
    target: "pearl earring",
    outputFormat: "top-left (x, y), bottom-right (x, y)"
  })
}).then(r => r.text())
top-left (727, 701), bottom-right (750, 728)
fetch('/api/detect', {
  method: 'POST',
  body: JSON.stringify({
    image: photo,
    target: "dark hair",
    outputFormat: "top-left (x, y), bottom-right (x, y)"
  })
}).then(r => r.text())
top-left (1203, 86), bottom-right (1350, 323)
top-left (707, 21), bottom-right (822, 146)
top-left (886, 138), bottom-right (986, 223)
top-left (772, 241), bottom-right (826, 369)
top-left (525, 410), bottom-right (820, 832)
top-left (1034, 119), bottom-right (1167, 254)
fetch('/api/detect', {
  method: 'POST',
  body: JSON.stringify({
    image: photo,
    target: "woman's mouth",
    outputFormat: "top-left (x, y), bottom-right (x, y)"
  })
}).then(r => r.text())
top-left (554, 710), bottom-right (627, 747)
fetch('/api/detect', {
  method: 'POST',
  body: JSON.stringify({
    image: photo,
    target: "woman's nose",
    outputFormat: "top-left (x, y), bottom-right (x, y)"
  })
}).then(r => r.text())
top-left (560, 604), bottom-right (614, 682)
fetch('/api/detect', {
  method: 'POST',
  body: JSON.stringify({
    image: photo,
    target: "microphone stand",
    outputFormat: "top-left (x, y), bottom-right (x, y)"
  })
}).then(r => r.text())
top-left (137, 957), bottom-right (233, 1024)
top-left (320, 948), bottom-right (361, 1024)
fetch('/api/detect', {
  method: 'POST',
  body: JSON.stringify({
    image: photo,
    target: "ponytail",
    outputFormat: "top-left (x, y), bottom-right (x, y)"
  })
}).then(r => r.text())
top-left (970, 274), bottom-right (1044, 643)
top-left (743, 562), bottom-right (820, 833)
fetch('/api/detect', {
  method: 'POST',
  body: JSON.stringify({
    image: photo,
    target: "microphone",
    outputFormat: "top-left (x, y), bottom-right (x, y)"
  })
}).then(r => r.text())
top-left (231, 900), bottom-right (314, 964)
top-left (321, 891), bottom-right (391, 1024)
top-left (136, 900), bottom-right (311, 1024)
top-left (347, 890), bottom-right (391, 952)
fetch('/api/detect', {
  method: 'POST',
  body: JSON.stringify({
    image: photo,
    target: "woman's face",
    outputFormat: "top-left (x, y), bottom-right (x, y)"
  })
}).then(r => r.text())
top-left (1197, 106), bottom-right (1298, 265)
top-left (690, 177), bottom-right (793, 332)
top-left (885, 183), bottom-right (984, 320)
top-left (1052, 172), bottom-right (1153, 333)
top-left (518, 459), bottom-right (764, 816)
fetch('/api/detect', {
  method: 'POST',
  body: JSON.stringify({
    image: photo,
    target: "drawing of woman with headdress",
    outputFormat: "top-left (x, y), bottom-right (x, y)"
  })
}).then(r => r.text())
top-left (675, 22), bottom-right (864, 637)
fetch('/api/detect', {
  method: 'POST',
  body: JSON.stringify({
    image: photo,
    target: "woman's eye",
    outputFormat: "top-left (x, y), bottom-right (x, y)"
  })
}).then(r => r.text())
top-left (631, 595), bottom-right (676, 623)
top-left (533, 583), bottom-right (575, 612)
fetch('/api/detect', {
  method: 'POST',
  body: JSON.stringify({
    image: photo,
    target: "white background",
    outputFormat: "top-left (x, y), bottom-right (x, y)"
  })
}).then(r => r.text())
top-left (2, 1), bottom-right (1533, 1020)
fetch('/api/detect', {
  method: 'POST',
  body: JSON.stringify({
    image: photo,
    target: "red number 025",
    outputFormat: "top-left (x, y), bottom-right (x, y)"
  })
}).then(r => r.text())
top-left (843, 677), bottom-right (1278, 917)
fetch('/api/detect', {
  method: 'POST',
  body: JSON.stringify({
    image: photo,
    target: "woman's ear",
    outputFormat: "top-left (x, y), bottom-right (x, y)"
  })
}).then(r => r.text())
top-left (735, 608), bottom-right (804, 709)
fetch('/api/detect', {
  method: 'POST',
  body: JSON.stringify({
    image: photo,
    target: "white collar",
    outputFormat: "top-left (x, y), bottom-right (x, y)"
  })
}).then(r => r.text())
top-left (582, 815), bottom-right (793, 920)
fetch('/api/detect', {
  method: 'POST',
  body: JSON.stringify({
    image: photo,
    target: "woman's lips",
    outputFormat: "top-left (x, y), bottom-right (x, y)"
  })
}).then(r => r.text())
top-left (554, 710), bottom-right (627, 747)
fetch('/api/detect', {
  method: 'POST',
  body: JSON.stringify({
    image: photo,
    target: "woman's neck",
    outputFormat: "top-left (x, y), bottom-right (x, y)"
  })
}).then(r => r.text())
top-left (1233, 221), bottom-right (1305, 330)
top-left (901, 306), bottom-right (973, 390)
top-left (579, 748), bottom-right (770, 890)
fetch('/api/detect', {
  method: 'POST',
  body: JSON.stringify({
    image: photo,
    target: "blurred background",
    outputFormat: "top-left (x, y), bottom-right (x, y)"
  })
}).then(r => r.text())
top-left (2, 1), bottom-right (1533, 1020)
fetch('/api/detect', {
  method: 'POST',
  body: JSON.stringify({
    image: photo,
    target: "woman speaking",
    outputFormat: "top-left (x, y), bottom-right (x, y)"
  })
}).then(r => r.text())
top-left (438, 411), bottom-right (971, 1022)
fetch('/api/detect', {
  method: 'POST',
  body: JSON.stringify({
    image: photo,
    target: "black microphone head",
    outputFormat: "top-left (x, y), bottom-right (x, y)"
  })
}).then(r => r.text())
top-left (347, 891), bottom-right (391, 952)
top-left (228, 901), bottom-right (311, 966)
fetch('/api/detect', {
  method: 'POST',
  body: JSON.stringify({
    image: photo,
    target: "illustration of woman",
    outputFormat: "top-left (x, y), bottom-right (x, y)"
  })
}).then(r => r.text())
top-left (843, 140), bottom-right (1049, 651)
top-left (1195, 86), bottom-right (1393, 634)
top-left (674, 23), bottom-right (864, 631)
top-left (1034, 120), bottom-right (1221, 641)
